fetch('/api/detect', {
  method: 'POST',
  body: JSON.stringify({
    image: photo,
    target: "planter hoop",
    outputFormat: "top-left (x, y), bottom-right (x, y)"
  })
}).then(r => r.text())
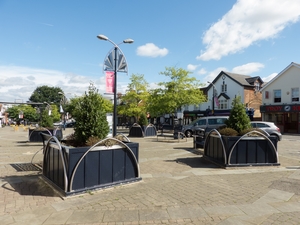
top-left (144, 123), bottom-right (157, 137)
top-left (28, 127), bottom-right (52, 142)
top-left (69, 137), bottom-right (140, 192)
top-left (204, 129), bottom-right (227, 164)
top-left (227, 130), bottom-right (279, 165)
top-left (42, 135), bottom-right (69, 192)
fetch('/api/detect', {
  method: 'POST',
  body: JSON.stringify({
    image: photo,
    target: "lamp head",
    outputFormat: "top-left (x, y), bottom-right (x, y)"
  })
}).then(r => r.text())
top-left (97, 34), bottom-right (109, 41)
top-left (123, 39), bottom-right (134, 44)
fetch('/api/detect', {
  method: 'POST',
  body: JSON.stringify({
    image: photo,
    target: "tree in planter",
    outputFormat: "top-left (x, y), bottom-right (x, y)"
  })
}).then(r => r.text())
top-left (138, 112), bottom-right (148, 127)
top-left (224, 95), bottom-right (251, 134)
top-left (40, 109), bottom-right (54, 128)
top-left (71, 83), bottom-right (109, 146)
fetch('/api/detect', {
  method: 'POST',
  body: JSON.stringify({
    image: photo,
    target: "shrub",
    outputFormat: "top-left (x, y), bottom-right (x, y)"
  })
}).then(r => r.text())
top-left (218, 127), bottom-right (238, 136)
top-left (138, 113), bottom-right (148, 126)
top-left (239, 128), bottom-right (265, 137)
top-left (39, 109), bottom-right (53, 128)
top-left (71, 83), bottom-right (109, 146)
top-left (225, 95), bottom-right (251, 133)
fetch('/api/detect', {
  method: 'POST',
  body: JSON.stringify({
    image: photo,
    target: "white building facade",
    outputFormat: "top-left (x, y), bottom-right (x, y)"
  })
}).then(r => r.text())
top-left (260, 62), bottom-right (300, 134)
top-left (182, 71), bottom-right (263, 124)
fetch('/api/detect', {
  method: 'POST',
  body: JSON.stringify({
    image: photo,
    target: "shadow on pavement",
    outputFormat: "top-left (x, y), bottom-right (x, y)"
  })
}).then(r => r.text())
top-left (1, 174), bottom-right (61, 197)
top-left (166, 156), bottom-right (220, 169)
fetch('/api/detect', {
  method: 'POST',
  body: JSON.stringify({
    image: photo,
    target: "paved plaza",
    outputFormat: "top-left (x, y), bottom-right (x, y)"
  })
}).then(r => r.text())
top-left (1, 126), bottom-right (300, 225)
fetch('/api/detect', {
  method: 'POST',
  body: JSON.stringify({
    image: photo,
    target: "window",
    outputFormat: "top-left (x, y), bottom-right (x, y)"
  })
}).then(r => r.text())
top-left (292, 88), bottom-right (299, 102)
top-left (274, 90), bottom-right (281, 103)
top-left (221, 84), bottom-right (227, 93)
top-left (265, 91), bottom-right (269, 99)
top-left (218, 99), bottom-right (228, 109)
top-left (196, 119), bottom-right (206, 126)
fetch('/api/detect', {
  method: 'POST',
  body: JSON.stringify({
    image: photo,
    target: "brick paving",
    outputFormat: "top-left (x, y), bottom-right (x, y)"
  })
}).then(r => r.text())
top-left (1, 126), bottom-right (300, 224)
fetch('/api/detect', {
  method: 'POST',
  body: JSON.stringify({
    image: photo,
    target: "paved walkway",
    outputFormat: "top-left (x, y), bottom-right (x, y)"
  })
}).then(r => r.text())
top-left (1, 127), bottom-right (300, 224)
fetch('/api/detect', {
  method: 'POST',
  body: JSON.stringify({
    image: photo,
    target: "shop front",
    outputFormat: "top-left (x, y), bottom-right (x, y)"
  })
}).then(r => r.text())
top-left (260, 104), bottom-right (300, 134)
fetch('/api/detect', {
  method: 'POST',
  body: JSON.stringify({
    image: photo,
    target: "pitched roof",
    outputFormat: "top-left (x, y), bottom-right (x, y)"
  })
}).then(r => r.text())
top-left (260, 62), bottom-right (300, 91)
top-left (207, 71), bottom-right (263, 89)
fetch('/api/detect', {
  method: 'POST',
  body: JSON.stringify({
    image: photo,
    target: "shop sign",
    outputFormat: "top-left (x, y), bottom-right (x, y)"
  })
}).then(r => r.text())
top-left (260, 104), bottom-right (300, 113)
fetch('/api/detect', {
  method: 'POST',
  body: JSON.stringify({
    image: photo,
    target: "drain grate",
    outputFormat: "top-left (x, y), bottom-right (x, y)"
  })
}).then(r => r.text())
top-left (11, 163), bottom-right (42, 172)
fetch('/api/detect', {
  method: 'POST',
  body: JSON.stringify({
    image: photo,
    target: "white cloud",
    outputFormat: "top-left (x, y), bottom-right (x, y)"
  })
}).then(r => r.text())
top-left (136, 43), bottom-right (168, 57)
top-left (197, 68), bottom-right (207, 75)
top-left (203, 67), bottom-right (227, 84)
top-left (262, 72), bottom-right (277, 82)
top-left (187, 64), bottom-right (199, 71)
top-left (0, 65), bottom-right (117, 102)
top-left (232, 62), bottom-right (264, 74)
top-left (197, 0), bottom-right (300, 61)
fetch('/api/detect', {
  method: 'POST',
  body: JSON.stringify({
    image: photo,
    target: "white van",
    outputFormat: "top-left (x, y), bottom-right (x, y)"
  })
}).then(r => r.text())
top-left (181, 116), bottom-right (228, 137)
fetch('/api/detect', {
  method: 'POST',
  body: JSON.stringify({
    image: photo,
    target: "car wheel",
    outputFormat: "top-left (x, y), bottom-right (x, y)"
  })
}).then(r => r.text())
top-left (185, 130), bottom-right (192, 137)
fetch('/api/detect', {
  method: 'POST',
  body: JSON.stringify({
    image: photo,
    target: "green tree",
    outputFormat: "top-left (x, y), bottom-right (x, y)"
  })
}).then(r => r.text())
top-left (147, 67), bottom-right (206, 119)
top-left (39, 104), bottom-right (61, 127)
top-left (40, 109), bottom-right (54, 128)
top-left (29, 86), bottom-right (63, 107)
top-left (71, 83), bottom-right (109, 145)
top-left (225, 95), bottom-right (251, 133)
top-left (138, 112), bottom-right (148, 126)
top-left (118, 74), bottom-right (149, 121)
top-left (6, 104), bottom-right (39, 122)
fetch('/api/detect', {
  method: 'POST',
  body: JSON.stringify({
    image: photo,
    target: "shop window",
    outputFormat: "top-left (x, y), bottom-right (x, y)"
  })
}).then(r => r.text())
top-left (274, 90), bottom-right (281, 103)
top-left (292, 88), bottom-right (299, 102)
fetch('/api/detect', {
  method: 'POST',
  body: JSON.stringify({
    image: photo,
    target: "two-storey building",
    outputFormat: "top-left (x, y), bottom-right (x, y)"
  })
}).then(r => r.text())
top-left (183, 71), bottom-right (263, 124)
top-left (260, 62), bottom-right (300, 134)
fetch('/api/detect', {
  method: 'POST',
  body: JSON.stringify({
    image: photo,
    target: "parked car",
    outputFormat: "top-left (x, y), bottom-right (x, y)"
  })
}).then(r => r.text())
top-left (181, 116), bottom-right (228, 137)
top-left (250, 121), bottom-right (282, 141)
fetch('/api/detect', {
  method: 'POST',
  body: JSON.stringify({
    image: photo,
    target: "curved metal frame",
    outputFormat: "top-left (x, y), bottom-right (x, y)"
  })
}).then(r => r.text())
top-left (227, 130), bottom-right (279, 165)
top-left (129, 123), bottom-right (144, 136)
top-left (28, 127), bottom-right (52, 142)
top-left (144, 123), bottom-right (157, 137)
top-left (115, 133), bottom-right (131, 142)
top-left (204, 129), bottom-right (227, 165)
top-left (69, 137), bottom-right (140, 192)
top-left (42, 135), bottom-right (69, 193)
top-left (30, 127), bottom-right (54, 164)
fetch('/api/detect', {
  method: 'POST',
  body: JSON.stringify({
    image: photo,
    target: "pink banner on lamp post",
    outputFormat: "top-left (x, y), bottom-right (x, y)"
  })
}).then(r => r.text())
top-left (106, 71), bottom-right (115, 93)
top-left (214, 97), bottom-right (220, 107)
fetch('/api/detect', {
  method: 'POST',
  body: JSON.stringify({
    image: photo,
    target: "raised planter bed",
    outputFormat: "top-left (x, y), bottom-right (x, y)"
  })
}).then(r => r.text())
top-left (41, 133), bottom-right (141, 196)
top-left (129, 123), bottom-right (157, 137)
top-left (28, 128), bottom-right (62, 142)
top-left (204, 130), bottom-right (279, 167)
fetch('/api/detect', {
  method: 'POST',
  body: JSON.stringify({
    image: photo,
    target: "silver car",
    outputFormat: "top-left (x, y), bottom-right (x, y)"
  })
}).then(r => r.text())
top-left (182, 116), bottom-right (228, 137)
top-left (250, 121), bottom-right (282, 141)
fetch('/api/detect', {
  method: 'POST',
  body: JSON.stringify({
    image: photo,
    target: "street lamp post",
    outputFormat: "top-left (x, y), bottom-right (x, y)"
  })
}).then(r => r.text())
top-left (97, 34), bottom-right (134, 137)
top-left (43, 102), bottom-right (52, 115)
top-left (207, 81), bottom-right (217, 115)
top-left (58, 92), bottom-right (67, 130)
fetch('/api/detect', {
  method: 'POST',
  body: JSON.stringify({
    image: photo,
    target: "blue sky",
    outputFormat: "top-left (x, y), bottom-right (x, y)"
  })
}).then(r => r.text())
top-left (1, 0), bottom-right (300, 102)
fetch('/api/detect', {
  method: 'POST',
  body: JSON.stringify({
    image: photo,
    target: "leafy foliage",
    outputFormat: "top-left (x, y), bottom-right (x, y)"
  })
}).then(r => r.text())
top-left (39, 104), bottom-right (60, 128)
top-left (40, 109), bottom-right (54, 128)
top-left (118, 74), bottom-right (149, 121)
top-left (6, 104), bottom-right (39, 122)
top-left (147, 67), bottom-right (206, 118)
top-left (225, 95), bottom-right (251, 133)
top-left (71, 83), bottom-right (109, 146)
top-left (138, 113), bottom-right (148, 126)
top-left (29, 86), bottom-right (63, 107)
top-left (218, 127), bottom-right (239, 136)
